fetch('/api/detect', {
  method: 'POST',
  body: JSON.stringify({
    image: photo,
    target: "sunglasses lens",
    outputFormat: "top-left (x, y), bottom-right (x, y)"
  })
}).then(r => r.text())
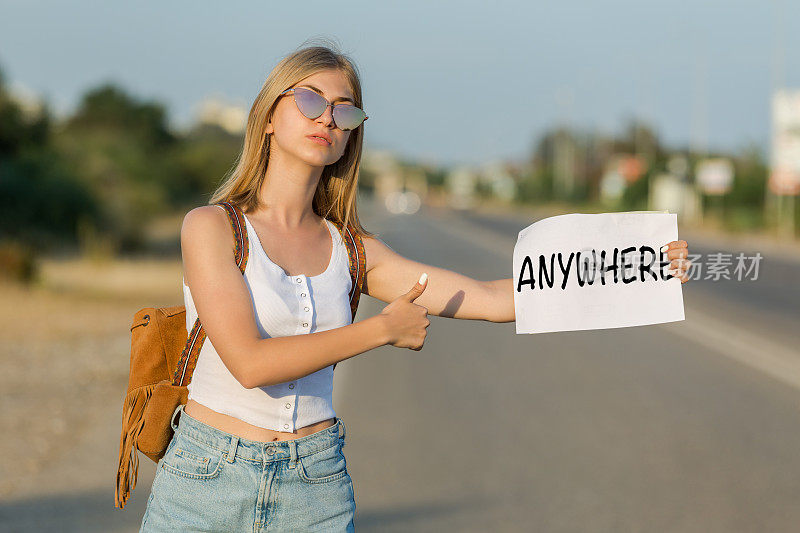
top-left (332, 104), bottom-right (366, 131)
top-left (293, 87), bottom-right (327, 119)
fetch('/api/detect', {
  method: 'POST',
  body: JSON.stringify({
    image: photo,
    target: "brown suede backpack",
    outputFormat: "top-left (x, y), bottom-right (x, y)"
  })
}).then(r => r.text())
top-left (115, 200), bottom-right (366, 509)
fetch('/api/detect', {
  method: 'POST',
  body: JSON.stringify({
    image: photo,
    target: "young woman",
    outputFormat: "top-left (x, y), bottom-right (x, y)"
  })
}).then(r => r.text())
top-left (140, 43), bottom-right (692, 532)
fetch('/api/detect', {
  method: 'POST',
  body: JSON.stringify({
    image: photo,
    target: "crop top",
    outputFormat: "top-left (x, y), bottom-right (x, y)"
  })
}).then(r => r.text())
top-left (183, 205), bottom-right (353, 432)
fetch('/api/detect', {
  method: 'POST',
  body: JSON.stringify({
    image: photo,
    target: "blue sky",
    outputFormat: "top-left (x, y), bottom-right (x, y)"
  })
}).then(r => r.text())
top-left (1, 0), bottom-right (798, 166)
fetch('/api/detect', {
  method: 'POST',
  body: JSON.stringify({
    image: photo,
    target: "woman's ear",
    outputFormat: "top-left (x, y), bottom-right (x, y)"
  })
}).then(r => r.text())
top-left (264, 109), bottom-right (275, 134)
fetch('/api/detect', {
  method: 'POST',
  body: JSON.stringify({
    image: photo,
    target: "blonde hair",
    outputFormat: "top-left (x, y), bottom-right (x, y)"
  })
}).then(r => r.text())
top-left (209, 39), bottom-right (374, 237)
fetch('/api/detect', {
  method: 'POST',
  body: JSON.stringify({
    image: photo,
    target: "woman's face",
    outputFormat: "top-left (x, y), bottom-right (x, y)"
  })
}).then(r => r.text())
top-left (266, 69), bottom-right (355, 168)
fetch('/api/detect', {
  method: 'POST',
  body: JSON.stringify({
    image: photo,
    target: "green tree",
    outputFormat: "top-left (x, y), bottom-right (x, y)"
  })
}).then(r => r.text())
top-left (0, 64), bottom-right (96, 248)
top-left (170, 123), bottom-right (243, 207)
top-left (54, 84), bottom-right (177, 252)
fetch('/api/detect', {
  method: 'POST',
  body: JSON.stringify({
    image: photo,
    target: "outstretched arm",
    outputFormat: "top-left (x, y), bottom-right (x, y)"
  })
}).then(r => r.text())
top-left (360, 235), bottom-right (692, 325)
top-left (362, 235), bottom-right (515, 323)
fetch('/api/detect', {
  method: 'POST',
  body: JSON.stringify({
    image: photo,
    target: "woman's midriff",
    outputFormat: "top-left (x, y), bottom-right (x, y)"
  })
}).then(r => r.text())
top-left (184, 398), bottom-right (335, 442)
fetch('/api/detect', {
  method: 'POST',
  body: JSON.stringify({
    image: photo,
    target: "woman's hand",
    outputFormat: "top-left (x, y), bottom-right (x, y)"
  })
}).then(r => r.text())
top-left (662, 240), bottom-right (691, 283)
top-left (379, 273), bottom-right (431, 351)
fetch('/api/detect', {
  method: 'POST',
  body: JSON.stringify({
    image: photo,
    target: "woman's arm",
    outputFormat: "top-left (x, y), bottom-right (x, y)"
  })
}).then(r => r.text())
top-left (242, 315), bottom-right (391, 387)
top-left (485, 278), bottom-right (515, 323)
top-left (360, 237), bottom-right (693, 325)
top-left (362, 235), bottom-right (512, 323)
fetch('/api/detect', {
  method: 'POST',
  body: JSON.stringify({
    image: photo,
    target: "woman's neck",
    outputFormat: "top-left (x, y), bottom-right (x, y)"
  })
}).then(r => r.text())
top-left (255, 158), bottom-right (324, 229)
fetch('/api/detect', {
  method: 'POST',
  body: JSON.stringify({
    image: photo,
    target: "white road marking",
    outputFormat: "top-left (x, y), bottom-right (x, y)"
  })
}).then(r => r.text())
top-left (659, 307), bottom-right (800, 390)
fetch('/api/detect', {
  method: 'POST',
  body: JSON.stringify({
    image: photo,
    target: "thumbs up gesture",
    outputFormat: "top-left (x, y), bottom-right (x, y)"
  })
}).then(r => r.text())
top-left (379, 273), bottom-right (431, 351)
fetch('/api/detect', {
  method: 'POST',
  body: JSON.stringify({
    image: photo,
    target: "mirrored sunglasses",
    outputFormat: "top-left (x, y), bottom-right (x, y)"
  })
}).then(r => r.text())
top-left (279, 87), bottom-right (368, 131)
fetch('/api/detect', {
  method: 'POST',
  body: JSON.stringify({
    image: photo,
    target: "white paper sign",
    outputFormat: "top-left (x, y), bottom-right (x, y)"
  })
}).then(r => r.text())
top-left (513, 212), bottom-right (685, 334)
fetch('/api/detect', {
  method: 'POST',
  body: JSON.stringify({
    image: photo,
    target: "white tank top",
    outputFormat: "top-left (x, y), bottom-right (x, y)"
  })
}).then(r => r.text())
top-left (183, 204), bottom-right (353, 432)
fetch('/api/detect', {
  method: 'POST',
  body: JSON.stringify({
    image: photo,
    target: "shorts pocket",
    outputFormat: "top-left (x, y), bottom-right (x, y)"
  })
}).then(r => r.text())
top-left (160, 433), bottom-right (226, 480)
top-left (296, 439), bottom-right (348, 484)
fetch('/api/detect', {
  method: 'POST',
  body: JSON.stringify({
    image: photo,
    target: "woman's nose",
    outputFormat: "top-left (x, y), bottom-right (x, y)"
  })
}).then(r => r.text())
top-left (316, 105), bottom-right (335, 127)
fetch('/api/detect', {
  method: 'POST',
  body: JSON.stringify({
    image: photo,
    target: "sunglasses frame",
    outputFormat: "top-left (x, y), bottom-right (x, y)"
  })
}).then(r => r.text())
top-left (278, 86), bottom-right (369, 131)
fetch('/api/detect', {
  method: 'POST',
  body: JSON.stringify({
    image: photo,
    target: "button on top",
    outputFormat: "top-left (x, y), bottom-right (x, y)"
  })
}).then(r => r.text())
top-left (285, 402), bottom-right (291, 409)
top-left (301, 293), bottom-right (306, 297)
top-left (296, 278), bottom-right (302, 284)
top-left (302, 322), bottom-right (308, 327)
top-left (288, 383), bottom-right (295, 389)
top-left (304, 306), bottom-right (310, 312)
top-left (284, 423), bottom-right (290, 429)
top-left (266, 445), bottom-right (276, 455)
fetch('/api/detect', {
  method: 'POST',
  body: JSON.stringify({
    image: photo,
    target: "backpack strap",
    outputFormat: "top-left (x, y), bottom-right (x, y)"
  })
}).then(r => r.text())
top-left (172, 201), bottom-right (248, 387)
top-left (331, 219), bottom-right (366, 322)
top-left (330, 219), bottom-right (367, 372)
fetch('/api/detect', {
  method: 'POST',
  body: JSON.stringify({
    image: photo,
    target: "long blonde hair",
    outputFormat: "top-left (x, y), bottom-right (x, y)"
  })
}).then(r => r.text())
top-left (209, 40), bottom-right (374, 237)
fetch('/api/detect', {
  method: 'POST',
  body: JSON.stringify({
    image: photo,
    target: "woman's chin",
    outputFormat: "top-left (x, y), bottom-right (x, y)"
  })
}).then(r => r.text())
top-left (298, 152), bottom-right (338, 168)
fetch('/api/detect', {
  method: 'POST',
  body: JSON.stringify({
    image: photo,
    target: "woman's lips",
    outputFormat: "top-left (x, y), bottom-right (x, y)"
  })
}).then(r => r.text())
top-left (307, 135), bottom-right (331, 146)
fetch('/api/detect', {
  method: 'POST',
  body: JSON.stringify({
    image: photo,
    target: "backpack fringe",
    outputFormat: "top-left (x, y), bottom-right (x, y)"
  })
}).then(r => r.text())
top-left (115, 383), bottom-right (157, 509)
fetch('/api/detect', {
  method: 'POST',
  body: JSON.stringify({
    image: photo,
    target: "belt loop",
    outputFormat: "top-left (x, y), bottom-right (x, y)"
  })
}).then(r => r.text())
top-left (170, 404), bottom-right (183, 432)
top-left (288, 440), bottom-right (298, 470)
top-left (227, 436), bottom-right (239, 463)
top-left (338, 417), bottom-right (345, 439)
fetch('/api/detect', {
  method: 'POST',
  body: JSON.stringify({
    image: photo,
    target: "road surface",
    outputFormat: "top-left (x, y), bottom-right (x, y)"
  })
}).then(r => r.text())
top-left (2, 196), bottom-right (799, 532)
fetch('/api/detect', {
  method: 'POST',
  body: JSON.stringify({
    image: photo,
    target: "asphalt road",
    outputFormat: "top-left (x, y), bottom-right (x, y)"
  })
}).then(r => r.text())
top-left (337, 198), bottom-right (800, 532)
top-left (2, 197), bottom-right (799, 532)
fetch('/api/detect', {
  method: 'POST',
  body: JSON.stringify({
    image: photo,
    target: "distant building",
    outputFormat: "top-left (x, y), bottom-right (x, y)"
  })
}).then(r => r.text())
top-left (446, 166), bottom-right (478, 209)
top-left (479, 161), bottom-right (517, 202)
top-left (649, 173), bottom-right (701, 224)
top-left (363, 149), bottom-right (403, 199)
top-left (195, 96), bottom-right (247, 134)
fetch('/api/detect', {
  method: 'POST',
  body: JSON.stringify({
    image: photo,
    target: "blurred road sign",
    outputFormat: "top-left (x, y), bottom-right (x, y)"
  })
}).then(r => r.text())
top-left (696, 158), bottom-right (734, 195)
top-left (769, 90), bottom-right (800, 196)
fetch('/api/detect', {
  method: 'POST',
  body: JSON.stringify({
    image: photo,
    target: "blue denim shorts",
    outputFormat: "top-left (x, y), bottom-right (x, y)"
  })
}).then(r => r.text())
top-left (139, 404), bottom-right (355, 532)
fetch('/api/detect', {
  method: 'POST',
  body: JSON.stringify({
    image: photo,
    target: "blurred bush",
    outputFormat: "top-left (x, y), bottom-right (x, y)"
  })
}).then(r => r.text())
top-left (0, 65), bottom-right (244, 266)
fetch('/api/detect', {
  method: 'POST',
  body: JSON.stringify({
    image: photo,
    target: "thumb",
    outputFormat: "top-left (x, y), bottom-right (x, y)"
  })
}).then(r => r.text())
top-left (402, 272), bottom-right (428, 302)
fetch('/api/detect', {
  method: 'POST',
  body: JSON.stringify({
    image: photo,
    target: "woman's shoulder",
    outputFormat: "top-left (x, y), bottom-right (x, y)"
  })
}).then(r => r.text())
top-left (181, 205), bottom-right (235, 253)
top-left (182, 204), bottom-right (231, 231)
